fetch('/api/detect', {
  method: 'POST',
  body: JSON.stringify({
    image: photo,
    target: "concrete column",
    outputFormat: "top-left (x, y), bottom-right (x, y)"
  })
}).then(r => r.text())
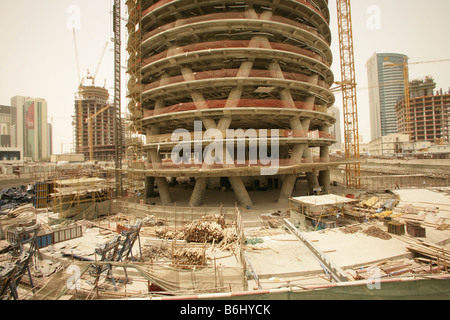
top-left (229, 176), bottom-right (253, 207)
top-left (145, 176), bottom-right (155, 199)
top-left (189, 178), bottom-right (209, 207)
top-left (278, 145), bottom-right (305, 204)
top-left (278, 174), bottom-right (297, 205)
top-left (319, 125), bottom-right (331, 194)
top-left (148, 126), bottom-right (172, 205)
top-left (277, 116), bottom-right (308, 204)
top-left (304, 147), bottom-right (320, 195)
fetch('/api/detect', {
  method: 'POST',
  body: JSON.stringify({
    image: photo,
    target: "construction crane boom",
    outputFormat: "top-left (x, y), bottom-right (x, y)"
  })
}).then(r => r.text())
top-left (336, 0), bottom-right (361, 189)
top-left (113, 0), bottom-right (123, 196)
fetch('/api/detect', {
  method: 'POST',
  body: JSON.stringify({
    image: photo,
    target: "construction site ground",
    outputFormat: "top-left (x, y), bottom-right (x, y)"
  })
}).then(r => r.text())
top-left (28, 187), bottom-right (450, 296)
top-left (2, 166), bottom-right (450, 299)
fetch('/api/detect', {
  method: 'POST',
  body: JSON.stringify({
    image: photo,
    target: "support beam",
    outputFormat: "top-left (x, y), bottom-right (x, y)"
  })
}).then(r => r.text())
top-left (319, 124), bottom-right (331, 194)
top-left (284, 219), bottom-right (350, 282)
top-left (147, 126), bottom-right (172, 205)
top-left (145, 176), bottom-right (155, 200)
top-left (189, 178), bottom-right (209, 207)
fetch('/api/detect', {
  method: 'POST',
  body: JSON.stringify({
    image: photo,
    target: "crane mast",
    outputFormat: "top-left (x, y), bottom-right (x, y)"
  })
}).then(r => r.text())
top-left (336, 0), bottom-right (361, 189)
top-left (114, 0), bottom-right (123, 196)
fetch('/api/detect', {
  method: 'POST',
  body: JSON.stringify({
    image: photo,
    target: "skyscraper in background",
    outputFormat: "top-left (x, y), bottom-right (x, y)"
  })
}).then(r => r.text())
top-left (11, 96), bottom-right (51, 161)
top-left (366, 53), bottom-right (408, 141)
top-left (328, 106), bottom-right (342, 151)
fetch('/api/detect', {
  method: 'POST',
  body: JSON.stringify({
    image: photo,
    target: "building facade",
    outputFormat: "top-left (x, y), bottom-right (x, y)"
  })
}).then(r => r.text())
top-left (74, 85), bottom-right (116, 161)
top-left (368, 133), bottom-right (410, 157)
top-left (126, 0), bottom-right (337, 206)
top-left (10, 96), bottom-right (50, 161)
top-left (0, 105), bottom-right (21, 161)
top-left (366, 53), bottom-right (408, 141)
top-left (395, 78), bottom-right (450, 144)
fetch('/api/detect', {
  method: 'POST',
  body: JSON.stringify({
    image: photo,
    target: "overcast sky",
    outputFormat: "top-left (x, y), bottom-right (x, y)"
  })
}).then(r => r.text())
top-left (1, 1), bottom-right (450, 154)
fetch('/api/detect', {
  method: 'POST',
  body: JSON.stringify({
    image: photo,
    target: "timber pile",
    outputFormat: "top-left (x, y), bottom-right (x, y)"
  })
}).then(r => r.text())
top-left (200, 214), bottom-right (225, 229)
top-left (407, 241), bottom-right (450, 268)
top-left (184, 220), bottom-right (224, 243)
top-left (141, 243), bottom-right (170, 261)
top-left (217, 226), bottom-right (239, 251)
top-left (350, 258), bottom-right (435, 280)
top-left (363, 226), bottom-right (392, 240)
top-left (155, 226), bottom-right (184, 240)
top-left (172, 248), bottom-right (205, 269)
top-left (154, 215), bottom-right (241, 250)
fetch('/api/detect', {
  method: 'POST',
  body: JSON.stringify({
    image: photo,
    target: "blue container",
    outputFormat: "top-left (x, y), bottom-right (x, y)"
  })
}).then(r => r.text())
top-left (36, 231), bottom-right (53, 249)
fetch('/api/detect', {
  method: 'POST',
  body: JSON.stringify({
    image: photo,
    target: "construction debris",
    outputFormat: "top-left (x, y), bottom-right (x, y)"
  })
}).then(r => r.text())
top-left (407, 241), bottom-right (450, 267)
top-left (363, 226), bottom-right (392, 240)
top-left (0, 186), bottom-right (36, 215)
top-left (341, 225), bottom-right (363, 234)
top-left (184, 220), bottom-right (224, 243)
top-left (172, 248), bottom-right (206, 269)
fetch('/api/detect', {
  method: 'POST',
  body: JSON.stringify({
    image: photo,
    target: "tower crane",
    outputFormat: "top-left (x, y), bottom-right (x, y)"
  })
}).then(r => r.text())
top-left (86, 41), bottom-right (109, 86)
top-left (336, 0), bottom-right (361, 189)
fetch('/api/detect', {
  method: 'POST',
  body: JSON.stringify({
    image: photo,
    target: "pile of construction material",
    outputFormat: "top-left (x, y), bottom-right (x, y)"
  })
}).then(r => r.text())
top-left (154, 214), bottom-right (240, 251)
top-left (184, 219), bottom-right (224, 243)
top-left (341, 225), bottom-right (363, 234)
top-left (363, 226), bottom-right (392, 240)
top-left (348, 258), bottom-right (443, 280)
top-left (0, 186), bottom-right (35, 215)
top-left (172, 247), bottom-right (205, 269)
top-left (141, 243), bottom-right (170, 261)
top-left (407, 241), bottom-right (450, 270)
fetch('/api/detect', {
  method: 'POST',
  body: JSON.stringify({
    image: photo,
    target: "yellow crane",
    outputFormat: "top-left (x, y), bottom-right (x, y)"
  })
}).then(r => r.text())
top-left (85, 105), bottom-right (111, 161)
top-left (336, 0), bottom-right (361, 189)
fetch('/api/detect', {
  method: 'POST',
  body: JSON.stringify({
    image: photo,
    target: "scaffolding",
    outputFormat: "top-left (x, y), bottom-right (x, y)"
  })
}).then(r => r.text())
top-left (125, 0), bottom-right (145, 201)
top-left (49, 166), bottom-right (114, 221)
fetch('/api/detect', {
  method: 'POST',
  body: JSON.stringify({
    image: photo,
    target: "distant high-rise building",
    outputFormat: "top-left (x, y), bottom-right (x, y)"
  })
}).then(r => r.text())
top-left (395, 77), bottom-right (450, 144)
top-left (0, 104), bottom-right (21, 160)
top-left (74, 85), bottom-right (116, 161)
top-left (10, 96), bottom-right (50, 161)
top-left (366, 53), bottom-right (408, 141)
top-left (0, 105), bottom-right (12, 148)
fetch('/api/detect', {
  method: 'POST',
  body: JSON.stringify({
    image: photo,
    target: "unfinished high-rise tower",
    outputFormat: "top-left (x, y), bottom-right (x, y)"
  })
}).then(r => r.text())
top-left (74, 84), bottom-right (116, 161)
top-left (126, 0), bottom-right (337, 207)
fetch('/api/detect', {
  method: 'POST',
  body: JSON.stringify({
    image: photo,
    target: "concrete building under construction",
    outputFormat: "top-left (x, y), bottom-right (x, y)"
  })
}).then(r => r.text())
top-left (74, 85), bottom-right (116, 161)
top-left (126, 0), bottom-right (337, 207)
top-left (395, 78), bottom-right (450, 144)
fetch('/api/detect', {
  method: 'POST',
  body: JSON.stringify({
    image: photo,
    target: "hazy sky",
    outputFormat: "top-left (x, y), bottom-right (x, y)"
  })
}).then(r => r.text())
top-left (1, 0), bottom-right (450, 154)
